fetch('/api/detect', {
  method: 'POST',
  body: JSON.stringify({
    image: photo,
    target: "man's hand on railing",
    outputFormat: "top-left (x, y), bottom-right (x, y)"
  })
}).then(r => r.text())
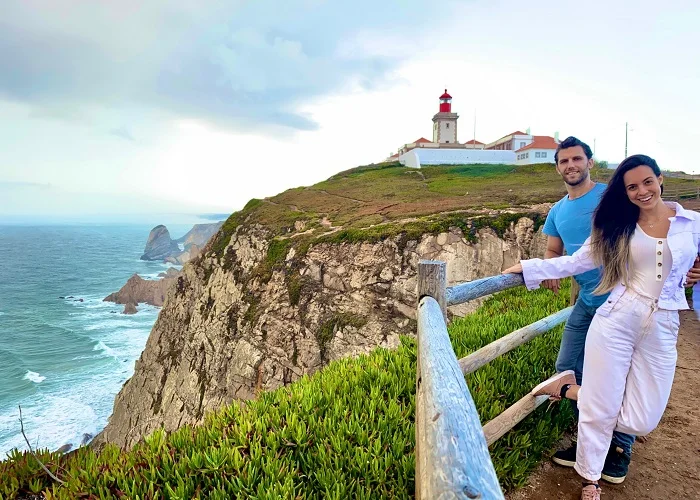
top-left (502, 263), bottom-right (523, 274)
top-left (685, 256), bottom-right (700, 287)
top-left (541, 279), bottom-right (560, 294)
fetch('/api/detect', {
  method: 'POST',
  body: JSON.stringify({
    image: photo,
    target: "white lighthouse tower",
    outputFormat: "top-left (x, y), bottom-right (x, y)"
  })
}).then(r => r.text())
top-left (432, 89), bottom-right (458, 144)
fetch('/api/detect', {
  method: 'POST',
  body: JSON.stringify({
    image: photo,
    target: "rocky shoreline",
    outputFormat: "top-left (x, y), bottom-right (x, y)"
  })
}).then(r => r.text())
top-left (103, 222), bottom-right (223, 314)
top-left (140, 222), bottom-right (222, 265)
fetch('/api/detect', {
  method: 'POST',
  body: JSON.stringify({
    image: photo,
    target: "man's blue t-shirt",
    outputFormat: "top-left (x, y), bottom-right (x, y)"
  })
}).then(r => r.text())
top-left (542, 183), bottom-right (609, 308)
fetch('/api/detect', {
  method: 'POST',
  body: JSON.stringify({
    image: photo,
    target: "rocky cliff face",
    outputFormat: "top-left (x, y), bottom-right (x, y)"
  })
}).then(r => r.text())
top-left (103, 272), bottom-right (180, 307)
top-left (176, 222), bottom-right (223, 249)
top-left (140, 225), bottom-right (181, 261)
top-left (94, 212), bottom-right (548, 450)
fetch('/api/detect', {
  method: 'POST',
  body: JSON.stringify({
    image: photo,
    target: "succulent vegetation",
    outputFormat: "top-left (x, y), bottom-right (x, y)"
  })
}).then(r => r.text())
top-left (1, 282), bottom-right (574, 499)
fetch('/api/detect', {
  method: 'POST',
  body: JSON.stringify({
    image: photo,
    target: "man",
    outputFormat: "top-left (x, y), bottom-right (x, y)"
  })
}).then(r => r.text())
top-left (542, 136), bottom-right (700, 484)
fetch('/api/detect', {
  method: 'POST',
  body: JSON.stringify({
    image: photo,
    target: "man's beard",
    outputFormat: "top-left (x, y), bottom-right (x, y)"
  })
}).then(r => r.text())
top-left (563, 170), bottom-right (588, 186)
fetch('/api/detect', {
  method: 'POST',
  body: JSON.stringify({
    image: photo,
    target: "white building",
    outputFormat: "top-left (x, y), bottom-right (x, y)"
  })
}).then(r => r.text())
top-left (514, 136), bottom-right (558, 165)
top-left (387, 89), bottom-right (561, 168)
top-left (400, 148), bottom-right (516, 168)
top-left (484, 131), bottom-right (533, 151)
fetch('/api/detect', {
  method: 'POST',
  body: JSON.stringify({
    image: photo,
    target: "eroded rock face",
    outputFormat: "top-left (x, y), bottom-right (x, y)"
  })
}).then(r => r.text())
top-left (175, 223), bottom-right (223, 249)
top-left (94, 216), bottom-right (548, 450)
top-left (103, 273), bottom-right (180, 307)
top-left (140, 225), bottom-right (181, 261)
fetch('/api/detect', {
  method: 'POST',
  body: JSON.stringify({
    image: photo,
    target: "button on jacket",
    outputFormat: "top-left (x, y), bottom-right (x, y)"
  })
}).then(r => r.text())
top-left (521, 202), bottom-right (700, 315)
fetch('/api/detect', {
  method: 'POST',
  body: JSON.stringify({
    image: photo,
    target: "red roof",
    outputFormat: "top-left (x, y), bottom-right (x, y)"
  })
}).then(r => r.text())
top-left (414, 137), bottom-right (432, 144)
top-left (440, 89), bottom-right (452, 99)
top-left (464, 139), bottom-right (484, 145)
top-left (515, 136), bottom-right (559, 152)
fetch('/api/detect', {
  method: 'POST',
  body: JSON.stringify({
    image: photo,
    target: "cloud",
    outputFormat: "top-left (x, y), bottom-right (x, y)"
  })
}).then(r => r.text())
top-left (0, 0), bottom-right (430, 133)
top-left (0, 181), bottom-right (51, 189)
top-left (109, 127), bottom-right (136, 142)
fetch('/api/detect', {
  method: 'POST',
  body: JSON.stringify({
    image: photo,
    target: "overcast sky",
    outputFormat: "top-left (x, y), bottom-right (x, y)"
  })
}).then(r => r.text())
top-left (1, 0), bottom-right (698, 220)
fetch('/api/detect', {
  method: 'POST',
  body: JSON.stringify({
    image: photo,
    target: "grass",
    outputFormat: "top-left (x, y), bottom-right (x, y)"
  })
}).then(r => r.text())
top-left (205, 162), bottom-right (700, 261)
top-left (1, 282), bottom-right (574, 499)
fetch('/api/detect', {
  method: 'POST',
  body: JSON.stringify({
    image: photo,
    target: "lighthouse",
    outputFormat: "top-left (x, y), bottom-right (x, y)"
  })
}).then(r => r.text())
top-left (432, 89), bottom-right (458, 144)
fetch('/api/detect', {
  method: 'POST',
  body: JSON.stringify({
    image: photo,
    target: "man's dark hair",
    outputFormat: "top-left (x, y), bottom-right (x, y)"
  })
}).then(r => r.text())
top-left (555, 136), bottom-right (593, 164)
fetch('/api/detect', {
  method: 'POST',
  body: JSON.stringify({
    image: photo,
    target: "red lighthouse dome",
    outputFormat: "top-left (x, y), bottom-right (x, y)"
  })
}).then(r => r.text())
top-left (439, 89), bottom-right (452, 113)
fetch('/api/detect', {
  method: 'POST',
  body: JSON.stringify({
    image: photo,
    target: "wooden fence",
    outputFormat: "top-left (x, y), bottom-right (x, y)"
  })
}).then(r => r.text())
top-left (663, 185), bottom-right (700, 200)
top-left (414, 260), bottom-right (573, 499)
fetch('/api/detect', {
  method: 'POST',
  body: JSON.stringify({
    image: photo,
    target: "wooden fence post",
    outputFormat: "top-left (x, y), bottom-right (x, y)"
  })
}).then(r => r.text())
top-left (415, 296), bottom-right (504, 499)
top-left (418, 260), bottom-right (447, 321)
top-left (570, 279), bottom-right (580, 306)
top-left (416, 259), bottom-right (446, 498)
top-left (415, 260), bottom-right (503, 499)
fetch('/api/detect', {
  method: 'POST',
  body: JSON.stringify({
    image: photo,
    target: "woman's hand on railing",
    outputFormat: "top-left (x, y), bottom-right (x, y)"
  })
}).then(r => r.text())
top-left (502, 262), bottom-right (523, 274)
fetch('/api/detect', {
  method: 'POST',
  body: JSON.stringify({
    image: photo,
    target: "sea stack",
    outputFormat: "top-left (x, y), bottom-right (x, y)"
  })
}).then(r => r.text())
top-left (140, 225), bottom-right (181, 261)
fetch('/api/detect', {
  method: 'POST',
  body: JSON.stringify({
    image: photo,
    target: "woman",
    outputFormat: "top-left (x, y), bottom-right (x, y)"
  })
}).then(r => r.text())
top-left (503, 154), bottom-right (700, 500)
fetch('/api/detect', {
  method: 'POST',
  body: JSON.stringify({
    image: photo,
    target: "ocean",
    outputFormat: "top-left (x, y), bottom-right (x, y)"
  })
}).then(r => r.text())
top-left (0, 220), bottom-right (206, 457)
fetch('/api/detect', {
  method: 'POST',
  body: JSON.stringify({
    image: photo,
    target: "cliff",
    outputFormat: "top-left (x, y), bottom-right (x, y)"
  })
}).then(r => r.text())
top-left (104, 272), bottom-right (181, 307)
top-left (94, 163), bottom-right (566, 450)
top-left (140, 222), bottom-right (221, 264)
top-left (140, 225), bottom-right (181, 261)
top-left (176, 222), bottom-right (224, 249)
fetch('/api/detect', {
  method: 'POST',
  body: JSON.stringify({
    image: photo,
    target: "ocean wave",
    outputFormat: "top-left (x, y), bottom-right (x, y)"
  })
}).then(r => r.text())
top-left (0, 394), bottom-right (99, 456)
top-left (24, 371), bottom-right (46, 383)
top-left (93, 341), bottom-right (118, 358)
top-left (83, 318), bottom-right (143, 331)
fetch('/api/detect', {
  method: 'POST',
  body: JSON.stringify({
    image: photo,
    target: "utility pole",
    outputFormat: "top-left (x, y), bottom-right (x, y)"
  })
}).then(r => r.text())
top-left (593, 138), bottom-right (596, 157)
top-left (473, 108), bottom-right (476, 147)
top-left (625, 122), bottom-right (628, 158)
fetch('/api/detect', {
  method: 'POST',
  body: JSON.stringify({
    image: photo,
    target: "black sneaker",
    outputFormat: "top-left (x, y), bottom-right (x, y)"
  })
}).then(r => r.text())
top-left (601, 445), bottom-right (631, 484)
top-left (552, 442), bottom-right (577, 467)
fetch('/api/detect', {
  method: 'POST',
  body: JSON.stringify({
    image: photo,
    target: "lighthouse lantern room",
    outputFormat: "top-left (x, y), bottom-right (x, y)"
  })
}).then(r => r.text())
top-left (432, 89), bottom-right (459, 144)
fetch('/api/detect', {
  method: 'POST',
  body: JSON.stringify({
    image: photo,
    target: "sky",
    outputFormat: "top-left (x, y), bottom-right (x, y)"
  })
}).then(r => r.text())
top-left (1, 0), bottom-right (699, 220)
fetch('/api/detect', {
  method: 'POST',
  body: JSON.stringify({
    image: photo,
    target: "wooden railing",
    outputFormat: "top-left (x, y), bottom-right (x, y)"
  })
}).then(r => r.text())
top-left (663, 185), bottom-right (700, 200)
top-left (414, 260), bottom-right (573, 499)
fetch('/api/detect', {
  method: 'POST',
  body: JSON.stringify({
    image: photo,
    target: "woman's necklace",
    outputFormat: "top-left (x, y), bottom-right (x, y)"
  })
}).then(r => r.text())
top-left (641, 218), bottom-right (663, 228)
top-left (640, 210), bottom-right (672, 228)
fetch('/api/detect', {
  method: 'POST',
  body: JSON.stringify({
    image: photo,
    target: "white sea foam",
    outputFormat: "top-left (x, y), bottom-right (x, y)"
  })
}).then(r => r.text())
top-left (93, 341), bottom-right (118, 358)
top-left (0, 393), bottom-right (99, 455)
top-left (24, 371), bottom-right (46, 383)
top-left (83, 318), bottom-right (143, 331)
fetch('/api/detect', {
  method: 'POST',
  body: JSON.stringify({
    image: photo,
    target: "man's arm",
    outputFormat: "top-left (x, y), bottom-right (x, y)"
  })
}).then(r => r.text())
top-left (542, 236), bottom-right (564, 293)
top-left (685, 256), bottom-right (700, 287)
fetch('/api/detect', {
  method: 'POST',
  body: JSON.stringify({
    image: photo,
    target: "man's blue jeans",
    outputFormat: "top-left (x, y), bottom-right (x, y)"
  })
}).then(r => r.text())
top-left (556, 298), bottom-right (635, 454)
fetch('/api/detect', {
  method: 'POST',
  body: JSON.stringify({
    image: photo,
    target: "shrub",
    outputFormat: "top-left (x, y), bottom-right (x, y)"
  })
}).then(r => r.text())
top-left (1, 283), bottom-right (573, 498)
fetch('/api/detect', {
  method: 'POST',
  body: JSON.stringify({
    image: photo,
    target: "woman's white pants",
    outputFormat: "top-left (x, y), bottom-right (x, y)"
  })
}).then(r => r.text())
top-left (575, 288), bottom-right (679, 481)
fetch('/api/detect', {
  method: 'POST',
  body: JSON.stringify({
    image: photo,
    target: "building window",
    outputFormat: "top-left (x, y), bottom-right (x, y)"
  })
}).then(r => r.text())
top-left (520, 142), bottom-right (526, 148)
top-left (446, 140), bottom-right (450, 143)
top-left (541, 152), bottom-right (547, 158)
top-left (535, 152), bottom-right (541, 158)
top-left (446, 123), bottom-right (450, 128)
top-left (526, 152), bottom-right (529, 159)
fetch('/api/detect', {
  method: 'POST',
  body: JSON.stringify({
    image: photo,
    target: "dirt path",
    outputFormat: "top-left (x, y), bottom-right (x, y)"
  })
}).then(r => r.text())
top-left (508, 310), bottom-right (700, 500)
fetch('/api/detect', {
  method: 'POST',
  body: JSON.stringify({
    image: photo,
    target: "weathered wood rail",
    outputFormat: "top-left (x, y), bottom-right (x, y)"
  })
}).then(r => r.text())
top-left (664, 185), bottom-right (700, 200)
top-left (415, 260), bottom-right (573, 499)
